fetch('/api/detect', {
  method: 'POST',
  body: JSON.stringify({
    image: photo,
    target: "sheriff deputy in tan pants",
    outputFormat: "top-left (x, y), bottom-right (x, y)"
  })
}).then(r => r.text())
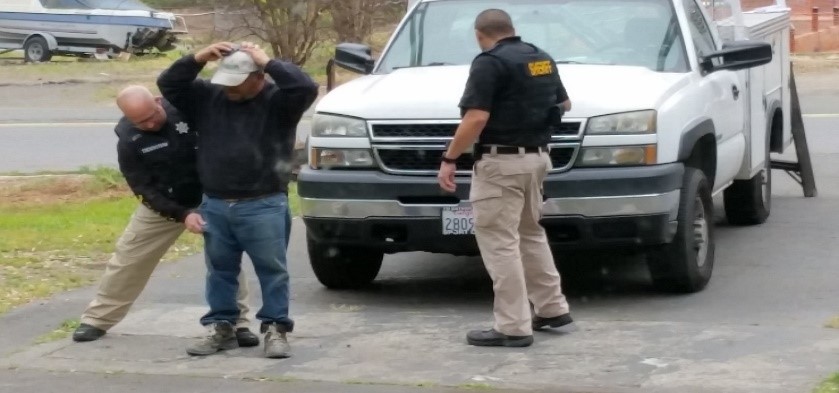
top-left (72, 85), bottom-right (259, 347)
top-left (438, 9), bottom-right (573, 347)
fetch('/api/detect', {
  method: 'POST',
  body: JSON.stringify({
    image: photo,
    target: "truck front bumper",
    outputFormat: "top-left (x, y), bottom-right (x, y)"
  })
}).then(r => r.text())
top-left (298, 163), bottom-right (684, 254)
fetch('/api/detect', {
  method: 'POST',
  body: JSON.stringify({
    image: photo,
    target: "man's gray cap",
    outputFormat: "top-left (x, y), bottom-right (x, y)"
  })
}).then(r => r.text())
top-left (211, 49), bottom-right (260, 87)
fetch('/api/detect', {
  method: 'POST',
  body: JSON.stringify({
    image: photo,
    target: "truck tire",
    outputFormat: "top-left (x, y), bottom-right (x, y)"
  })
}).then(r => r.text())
top-left (723, 131), bottom-right (771, 225)
top-left (647, 167), bottom-right (715, 293)
top-left (307, 234), bottom-right (383, 289)
top-left (24, 36), bottom-right (52, 63)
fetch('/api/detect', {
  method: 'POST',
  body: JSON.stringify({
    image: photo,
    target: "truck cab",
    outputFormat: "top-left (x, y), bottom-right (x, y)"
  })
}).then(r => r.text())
top-left (299, 0), bottom-right (790, 293)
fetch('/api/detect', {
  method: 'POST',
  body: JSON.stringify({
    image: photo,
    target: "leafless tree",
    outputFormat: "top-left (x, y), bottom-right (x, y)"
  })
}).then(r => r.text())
top-left (217, 0), bottom-right (330, 65)
top-left (328, 0), bottom-right (407, 44)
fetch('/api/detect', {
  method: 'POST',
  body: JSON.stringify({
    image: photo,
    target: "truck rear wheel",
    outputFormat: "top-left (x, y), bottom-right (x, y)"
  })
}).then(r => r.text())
top-left (307, 234), bottom-right (383, 289)
top-left (723, 131), bottom-right (771, 225)
top-left (647, 167), bottom-right (715, 293)
top-left (24, 36), bottom-right (52, 63)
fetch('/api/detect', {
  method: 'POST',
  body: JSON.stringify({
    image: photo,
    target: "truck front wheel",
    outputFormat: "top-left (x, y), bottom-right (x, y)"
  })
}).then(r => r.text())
top-left (647, 167), bottom-right (715, 293)
top-left (307, 234), bottom-right (383, 289)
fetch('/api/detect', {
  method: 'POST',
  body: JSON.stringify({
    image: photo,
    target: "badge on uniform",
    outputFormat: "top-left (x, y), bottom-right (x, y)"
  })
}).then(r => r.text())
top-left (176, 122), bottom-right (190, 134)
top-left (527, 60), bottom-right (553, 77)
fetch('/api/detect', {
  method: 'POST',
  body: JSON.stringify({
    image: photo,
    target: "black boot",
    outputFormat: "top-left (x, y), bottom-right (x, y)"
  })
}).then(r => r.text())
top-left (236, 327), bottom-right (260, 347)
top-left (532, 313), bottom-right (573, 331)
top-left (466, 329), bottom-right (533, 347)
top-left (72, 323), bottom-right (106, 342)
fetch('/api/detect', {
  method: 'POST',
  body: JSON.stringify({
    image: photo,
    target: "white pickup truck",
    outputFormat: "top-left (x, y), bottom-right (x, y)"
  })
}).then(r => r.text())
top-left (299, 0), bottom-right (792, 293)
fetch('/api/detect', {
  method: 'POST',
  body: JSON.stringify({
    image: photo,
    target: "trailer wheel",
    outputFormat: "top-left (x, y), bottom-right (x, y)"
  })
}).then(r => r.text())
top-left (24, 36), bottom-right (52, 63)
top-left (723, 127), bottom-right (772, 225)
top-left (307, 234), bottom-right (383, 289)
top-left (647, 167), bottom-right (715, 293)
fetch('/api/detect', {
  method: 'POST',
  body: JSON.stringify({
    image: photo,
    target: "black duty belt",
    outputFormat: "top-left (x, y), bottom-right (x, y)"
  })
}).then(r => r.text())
top-left (481, 145), bottom-right (548, 154)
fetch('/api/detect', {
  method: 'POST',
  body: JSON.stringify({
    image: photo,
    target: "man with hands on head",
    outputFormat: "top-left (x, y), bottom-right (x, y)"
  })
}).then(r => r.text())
top-left (157, 41), bottom-right (319, 359)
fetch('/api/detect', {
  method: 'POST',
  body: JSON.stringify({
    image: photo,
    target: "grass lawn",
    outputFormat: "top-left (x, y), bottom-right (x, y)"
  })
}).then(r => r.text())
top-left (0, 167), bottom-right (300, 315)
top-left (0, 47), bottom-right (330, 88)
top-left (815, 373), bottom-right (839, 393)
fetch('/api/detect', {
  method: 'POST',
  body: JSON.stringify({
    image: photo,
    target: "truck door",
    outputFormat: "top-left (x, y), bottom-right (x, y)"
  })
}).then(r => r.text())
top-left (684, 0), bottom-right (746, 189)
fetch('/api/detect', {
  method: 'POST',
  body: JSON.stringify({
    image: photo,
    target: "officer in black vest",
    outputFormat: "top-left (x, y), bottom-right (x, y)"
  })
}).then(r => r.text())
top-left (437, 9), bottom-right (573, 347)
top-left (73, 85), bottom-right (257, 346)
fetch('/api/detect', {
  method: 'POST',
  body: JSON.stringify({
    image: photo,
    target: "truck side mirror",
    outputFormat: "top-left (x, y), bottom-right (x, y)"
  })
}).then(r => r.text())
top-left (335, 43), bottom-right (375, 75)
top-left (700, 41), bottom-right (772, 73)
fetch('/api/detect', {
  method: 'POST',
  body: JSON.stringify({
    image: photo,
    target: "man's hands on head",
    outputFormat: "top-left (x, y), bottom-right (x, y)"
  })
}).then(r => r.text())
top-left (195, 42), bottom-right (235, 64)
top-left (239, 41), bottom-right (271, 68)
top-left (195, 41), bottom-right (272, 68)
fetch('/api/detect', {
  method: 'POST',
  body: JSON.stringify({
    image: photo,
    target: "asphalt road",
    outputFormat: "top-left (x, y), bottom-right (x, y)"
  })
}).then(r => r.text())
top-left (0, 120), bottom-right (312, 173)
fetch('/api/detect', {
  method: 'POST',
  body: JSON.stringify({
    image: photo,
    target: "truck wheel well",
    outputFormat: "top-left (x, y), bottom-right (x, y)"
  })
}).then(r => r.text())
top-left (685, 134), bottom-right (716, 187)
top-left (769, 109), bottom-right (783, 153)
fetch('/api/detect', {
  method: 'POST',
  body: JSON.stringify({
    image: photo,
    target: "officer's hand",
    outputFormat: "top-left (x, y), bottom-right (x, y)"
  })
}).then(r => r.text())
top-left (240, 42), bottom-right (271, 68)
top-left (184, 212), bottom-right (206, 234)
top-left (438, 162), bottom-right (457, 193)
top-left (195, 42), bottom-right (235, 64)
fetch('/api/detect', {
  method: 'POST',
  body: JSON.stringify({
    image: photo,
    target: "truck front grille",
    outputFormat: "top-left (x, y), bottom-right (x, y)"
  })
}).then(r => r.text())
top-left (372, 124), bottom-right (457, 138)
top-left (370, 121), bottom-right (583, 140)
top-left (368, 120), bottom-right (584, 175)
top-left (374, 145), bottom-right (578, 174)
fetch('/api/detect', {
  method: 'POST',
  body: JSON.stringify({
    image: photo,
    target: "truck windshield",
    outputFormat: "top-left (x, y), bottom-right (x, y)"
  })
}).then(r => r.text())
top-left (377, 0), bottom-right (689, 73)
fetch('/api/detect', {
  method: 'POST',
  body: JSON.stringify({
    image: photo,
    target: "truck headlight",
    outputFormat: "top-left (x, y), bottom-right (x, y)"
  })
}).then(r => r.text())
top-left (312, 114), bottom-right (368, 137)
top-left (585, 110), bottom-right (656, 134)
top-left (310, 148), bottom-right (375, 169)
top-left (575, 145), bottom-right (657, 167)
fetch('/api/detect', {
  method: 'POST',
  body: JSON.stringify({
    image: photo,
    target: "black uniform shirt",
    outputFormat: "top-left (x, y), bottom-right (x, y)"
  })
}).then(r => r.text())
top-left (459, 37), bottom-right (569, 142)
top-left (115, 100), bottom-right (202, 222)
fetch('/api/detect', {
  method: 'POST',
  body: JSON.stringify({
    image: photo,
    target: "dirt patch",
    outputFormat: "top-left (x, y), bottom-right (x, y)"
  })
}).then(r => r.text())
top-left (0, 175), bottom-right (130, 206)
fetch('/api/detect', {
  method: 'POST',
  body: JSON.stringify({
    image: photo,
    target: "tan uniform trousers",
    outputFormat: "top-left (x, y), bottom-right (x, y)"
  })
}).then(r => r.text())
top-left (81, 204), bottom-right (251, 331)
top-left (470, 150), bottom-right (570, 337)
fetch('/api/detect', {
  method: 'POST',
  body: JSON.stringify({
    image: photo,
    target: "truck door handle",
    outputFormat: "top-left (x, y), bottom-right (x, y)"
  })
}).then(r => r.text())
top-left (732, 85), bottom-right (740, 100)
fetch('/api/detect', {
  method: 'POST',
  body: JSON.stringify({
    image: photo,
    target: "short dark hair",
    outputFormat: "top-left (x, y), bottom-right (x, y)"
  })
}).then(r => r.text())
top-left (474, 9), bottom-right (515, 37)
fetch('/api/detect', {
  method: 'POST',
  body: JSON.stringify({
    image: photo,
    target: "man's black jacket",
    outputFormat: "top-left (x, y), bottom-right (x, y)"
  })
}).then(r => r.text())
top-left (115, 99), bottom-right (202, 222)
top-left (157, 54), bottom-right (318, 199)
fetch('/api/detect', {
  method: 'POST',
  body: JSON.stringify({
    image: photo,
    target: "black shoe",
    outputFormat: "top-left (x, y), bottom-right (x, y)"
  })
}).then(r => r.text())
top-left (466, 329), bottom-right (533, 347)
top-left (532, 313), bottom-right (573, 331)
top-left (236, 328), bottom-right (260, 347)
top-left (72, 323), bottom-right (106, 342)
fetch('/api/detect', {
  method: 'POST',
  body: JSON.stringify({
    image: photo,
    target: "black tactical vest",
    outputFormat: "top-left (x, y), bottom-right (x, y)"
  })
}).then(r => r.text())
top-left (478, 37), bottom-right (561, 147)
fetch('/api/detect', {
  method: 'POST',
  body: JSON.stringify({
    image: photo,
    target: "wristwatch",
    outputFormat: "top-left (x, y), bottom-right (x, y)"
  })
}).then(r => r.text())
top-left (441, 153), bottom-right (458, 164)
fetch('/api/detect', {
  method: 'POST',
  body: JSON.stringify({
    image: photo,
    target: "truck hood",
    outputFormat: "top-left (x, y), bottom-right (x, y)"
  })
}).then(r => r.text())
top-left (316, 64), bottom-right (691, 120)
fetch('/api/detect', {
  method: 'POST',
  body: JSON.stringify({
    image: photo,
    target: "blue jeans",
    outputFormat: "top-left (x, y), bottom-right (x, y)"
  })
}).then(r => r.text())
top-left (199, 193), bottom-right (294, 331)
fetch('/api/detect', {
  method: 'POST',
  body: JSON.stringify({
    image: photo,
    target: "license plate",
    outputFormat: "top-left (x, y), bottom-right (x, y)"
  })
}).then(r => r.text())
top-left (442, 206), bottom-right (475, 235)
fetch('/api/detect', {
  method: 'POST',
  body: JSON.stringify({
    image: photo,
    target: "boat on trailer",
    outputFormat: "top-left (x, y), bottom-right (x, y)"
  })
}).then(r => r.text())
top-left (0, 0), bottom-right (187, 62)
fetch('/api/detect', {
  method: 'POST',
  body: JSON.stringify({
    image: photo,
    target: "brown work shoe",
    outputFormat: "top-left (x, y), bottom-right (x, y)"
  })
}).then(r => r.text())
top-left (263, 324), bottom-right (291, 359)
top-left (186, 322), bottom-right (238, 356)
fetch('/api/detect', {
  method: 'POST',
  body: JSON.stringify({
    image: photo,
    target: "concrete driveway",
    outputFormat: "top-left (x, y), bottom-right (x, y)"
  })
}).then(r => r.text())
top-left (0, 73), bottom-right (838, 392)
